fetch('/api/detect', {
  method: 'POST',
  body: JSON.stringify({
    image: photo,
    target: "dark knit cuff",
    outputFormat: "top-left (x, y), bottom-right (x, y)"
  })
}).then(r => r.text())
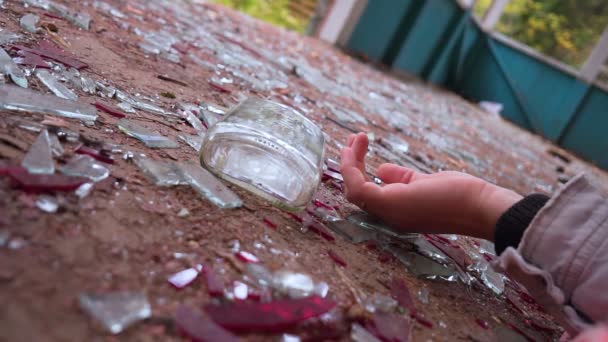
top-left (494, 194), bottom-right (550, 255)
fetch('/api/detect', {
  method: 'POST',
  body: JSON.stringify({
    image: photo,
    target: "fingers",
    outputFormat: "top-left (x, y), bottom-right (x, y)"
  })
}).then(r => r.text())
top-left (376, 163), bottom-right (427, 184)
top-left (351, 132), bottom-right (369, 164)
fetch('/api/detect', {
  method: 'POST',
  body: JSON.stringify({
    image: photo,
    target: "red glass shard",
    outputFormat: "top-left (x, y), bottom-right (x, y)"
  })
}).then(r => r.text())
top-left (377, 252), bottom-right (393, 263)
top-left (410, 312), bottom-right (433, 329)
top-left (287, 212), bottom-right (303, 223)
top-left (519, 292), bottom-right (536, 305)
top-left (262, 217), bottom-right (277, 229)
top-left (390, 277), bottom-right (415, 312)
top-left (235, 251), bottom-right (260, 263)
top-left (208, 81), bottom-right (231, 93)
top-left (204, 266), bottom-right (225, 297)
top-left (175, 306), bottom-right (239, 342)
top-left (307, 221), bottom-right (335, 242)
top-left (94, 102), bottom-right (127, 118)
top-left (327, 250), bottom-right (347, 267)
top-left (370, 312), bottom-right (411, 342)
top-left (75, 145), bottom-right (115, 164)
top-left (14, 52), bottom-right (51, 69)
top-left (11, 41), bottom-right (88, 70)
top-left (205, 295), bottom-right (336, 333)
top-left (8, 169), bottom-right (88, 193)
top-left (475, 319), bottom-right (489, 330)
top-left (505, 292), bottom-right (526, 315)
top-left (0, 163), bottom-right (25, 176)
top-left (425, 235), bottom-right (471, 269)
top-left (312, 199), bottom-right (334, 211)
top-left (43, 13), bottom-right (64, 20)
top-left (323, 169), bottom-right (343, 182)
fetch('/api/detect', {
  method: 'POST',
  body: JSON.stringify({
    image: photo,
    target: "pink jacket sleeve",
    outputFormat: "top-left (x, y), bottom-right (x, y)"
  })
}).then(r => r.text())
top-left (492, 174), bottom-right (608, 337)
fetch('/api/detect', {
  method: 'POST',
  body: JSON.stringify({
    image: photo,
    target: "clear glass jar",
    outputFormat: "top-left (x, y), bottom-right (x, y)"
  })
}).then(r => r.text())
top-left (200, 98), bottom-right (325, 211)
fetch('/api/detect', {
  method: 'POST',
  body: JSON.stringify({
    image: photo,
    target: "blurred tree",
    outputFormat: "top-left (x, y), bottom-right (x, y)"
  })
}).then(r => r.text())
top-left (474, 0), bottom-right (608, 66)
top-left (213, 0), bottom-right (308, 32)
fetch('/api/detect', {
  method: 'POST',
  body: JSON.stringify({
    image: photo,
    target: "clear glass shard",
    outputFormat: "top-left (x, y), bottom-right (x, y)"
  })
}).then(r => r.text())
top-left (246, 263), bottom-right (273, 287)
top-left (281, 334), bottom-right (301, 342)
top-left (199, 108), bottom-right (220, 128)
top-left (20, 14), bottom-right (39, 33)
top-left (116, 91), bottom-right (169, 116)
top-left (363, 293), bottom-right (398, 313)
top-left (182, 109), bottom-right (206, 133)
top-left (347, 213), bottom-right (419, 241)
top-left (327, 220), bottom-right (376, 244)
top-left (0, 29), bottom-right (22, 45)
top-left (48, 133), bottom-right (64, 157)
top-left (272, 270), bottom-right (315, 299)
top-left (60, 155), bottom-right (109, 182)
top-left (0, 48), bottom-right (27, 88)
top-left (133, 156), bottom-right (186, 186)
top-left (78, 292), bottom-right (151, 334)
top-left (117, 102), bottom-right (136, 113)
top-left (0, 85), bottom-right (97, 121)
top-left (36, 195), bottom-right (58, 213)
top-left (313, 281), bottom-right (329, 298)
top-left (380, 135), bottom-right (410, 155)
top-left (177, 163), bottom-right (242, 209)
top-left (117, 119), bottom-right (179, 149)
top-left (388, 246), bottom-right (460, 283)
top-left (178, 134), bottom-right (204, 152)
top-left (75, 182), bottom-right (94, 199)
top-left (36, 69), bottom-right (77, 100)
top-left (21, 130), bottom-right (55, 174)
top-left (351, 323), bottom-right (382, 342)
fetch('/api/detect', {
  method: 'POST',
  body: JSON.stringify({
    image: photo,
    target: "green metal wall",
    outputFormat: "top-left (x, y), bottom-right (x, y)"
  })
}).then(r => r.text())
top-left (346, 0), bottom-right (608, 170)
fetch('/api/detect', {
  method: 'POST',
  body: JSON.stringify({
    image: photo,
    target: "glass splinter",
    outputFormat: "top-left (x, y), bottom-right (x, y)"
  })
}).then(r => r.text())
top-left (117, 119), bottom-right (179, 149)
top-left (177, 163), bottom-right (242, 209)
top-left (0, 48), bottom-right (27, 88)
top-left (36, 69), bottom-right (78, 100)
top-left (133, 156), bottom-right (186, 186)
top-left (0, 85), bottom-right (97, 121)
top-left (21, 130), bottom-right (55, 174)
top-left (79, 292), bottom-right (151, 334)
top-left (60, 155), bottom-right (110, 182)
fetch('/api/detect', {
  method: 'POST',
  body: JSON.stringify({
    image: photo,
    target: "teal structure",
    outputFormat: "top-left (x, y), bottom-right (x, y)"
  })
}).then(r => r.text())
top-left (347, 0), bottom-right (608, 169)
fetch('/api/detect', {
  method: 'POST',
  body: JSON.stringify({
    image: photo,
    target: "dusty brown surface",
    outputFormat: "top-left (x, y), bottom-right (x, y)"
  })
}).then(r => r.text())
top-left (1, 0), bottom-right (607, 341)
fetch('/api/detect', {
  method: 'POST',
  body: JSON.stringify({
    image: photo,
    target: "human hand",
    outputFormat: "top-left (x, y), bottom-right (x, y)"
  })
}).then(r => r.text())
top-left (340, 133), bottom-right (522, 240)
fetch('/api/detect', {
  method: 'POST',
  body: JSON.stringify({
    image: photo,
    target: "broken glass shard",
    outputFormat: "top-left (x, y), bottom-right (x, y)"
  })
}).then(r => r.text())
top-left (181, 109), bottom-right (206, 133)
top-left (8, 168), bottom-right (87, 192)
top-left (14, 51), bottom-right (50, 69)
top-left (11, 41), bottom-right (88, 70)
top-left (0, 85), bottom-right (97, 121)
top-left (60, 155), bottom-right (110, 182)
top-left (36, 69), bottom-right (77, 100)
top-left (351, 323), bottom-right (382, 342)
top-left (232, 281), bottom-right (248, 300)
top-left (20, 14), bottom-right (39, 33)
top-left (116, 91), bottom-right (169, 116)
top-left (48, 133), bottom-right (64, 157)
top-left (117, 119), bottom-right (179, 148)
top-left (0, 30), bottom-right (22, 45)
top-left (168, 265), bottom-right (202, 289)
top-left (314, 282), bottom-right (329, 298)
top-left (75, 145), bottom-right (114, 164)
top-left (175, 306), bottom-right (239, 342)
top-left (235, 250), bottom-right (259, 263)
top-left (246, 263), bottom-right (273, 287)
top-left (364, 294), bottom-right (398, 313)
top-left (327, 220), bottom-right (376, 244)
top-left (177, 163), bottom-right (242, 209)
top-left (348, 213), bottom-right (419, 240)
top-left (94, 102), bottom-right (126, 118)
top-left (133, 156), bottom-right (185, 186)
top-left (35, 195), bottom-right (58, 213)
top-left (380, 135), bottom-right (410, 155)
top-left (75, 182), bottom-right (94, 199)
top-left (117, 102), bottom-right (135, 113)
top-left (0, 48), bottom-right (27, 88)
top-left (390, 277), bottom-right (416, 312)
top-left (178, 134), bottom-right (204, 152)
top-left (281, 334), bottom-right (301, 342)
top-left (370, 312), bottom-right (411, 342)
top-left (272, 270), bottom-right (315, 299)
top-left (21, 130), bottom-right (55, 174)
top-left (327, 250), bottom-right (347, 267)
top-left (79, 292), bottom-right (151, 334)
top-left (205, 295), bottom-right (336, 333)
